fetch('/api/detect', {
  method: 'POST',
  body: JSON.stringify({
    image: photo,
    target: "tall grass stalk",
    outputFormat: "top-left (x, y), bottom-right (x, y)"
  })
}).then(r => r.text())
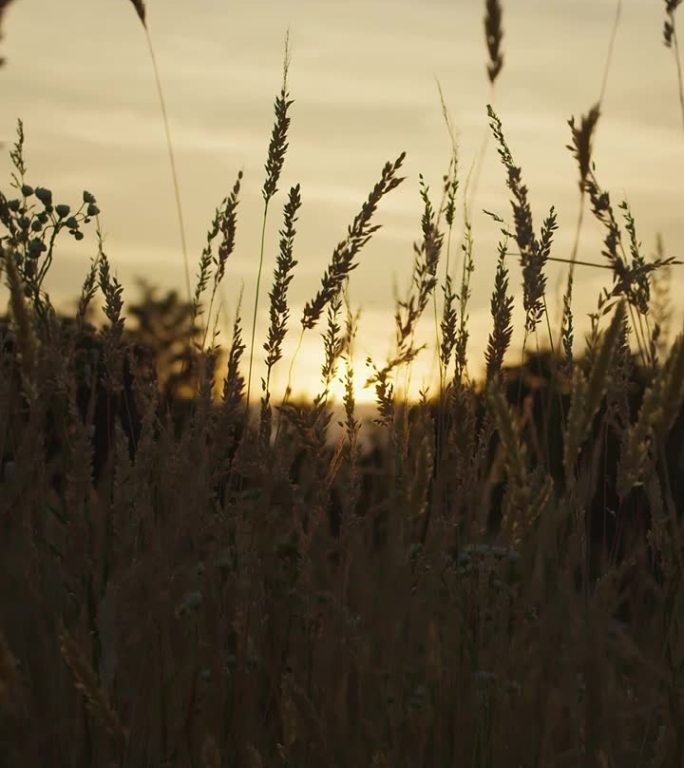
top-left (664, 0), bottom-right (684, 131)
top-left (126, 0), bottom-right (192, 305)
top-left (246, 34), bottom-right (292, 411)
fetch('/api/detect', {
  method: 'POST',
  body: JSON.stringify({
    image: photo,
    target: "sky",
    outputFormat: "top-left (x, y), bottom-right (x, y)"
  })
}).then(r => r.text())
top-left (1, 0), bottom-right (683, 402)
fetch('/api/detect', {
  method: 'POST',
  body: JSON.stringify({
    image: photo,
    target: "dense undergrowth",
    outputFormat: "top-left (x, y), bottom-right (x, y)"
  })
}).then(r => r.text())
top-left (2, 1), bottom-right (684, 766)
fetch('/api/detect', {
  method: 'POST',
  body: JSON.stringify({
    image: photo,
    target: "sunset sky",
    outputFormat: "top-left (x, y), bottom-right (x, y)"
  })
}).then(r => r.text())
top-left (1, 0), bottom-right (683, 402)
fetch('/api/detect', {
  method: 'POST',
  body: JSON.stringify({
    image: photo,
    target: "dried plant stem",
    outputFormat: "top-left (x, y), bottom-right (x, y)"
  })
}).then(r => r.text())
top-left (246, 36), bottom-right (292, 410)
top-left (142, 25), bottom-right (191, 305)
top-left (599, 0), bottom-right (622, 105)
top-left (672, 23), bottom-right (684, 131)
top-left (284, 325), bottom-right (305, 403)
top-left (246, 208), bottom-right (270, 409)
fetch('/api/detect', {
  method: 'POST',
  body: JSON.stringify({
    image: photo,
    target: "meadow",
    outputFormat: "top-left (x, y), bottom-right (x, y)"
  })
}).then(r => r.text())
top-left (2, 0), bottom-right (684, 766)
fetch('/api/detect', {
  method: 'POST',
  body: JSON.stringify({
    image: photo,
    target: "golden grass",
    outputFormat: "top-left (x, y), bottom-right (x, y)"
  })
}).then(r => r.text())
top-left (1, 2), bottom-right (684, 765)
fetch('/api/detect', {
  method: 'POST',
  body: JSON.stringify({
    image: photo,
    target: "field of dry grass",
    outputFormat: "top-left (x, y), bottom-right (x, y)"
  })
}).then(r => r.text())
top-left (1, 1), bottom-right (684, 766)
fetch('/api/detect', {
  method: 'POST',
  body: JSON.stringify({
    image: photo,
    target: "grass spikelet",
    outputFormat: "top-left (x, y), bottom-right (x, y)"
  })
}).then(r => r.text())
top-left (616, 330), bottom-right (684, 498)
top-left (58, 625), bottom-right (127, 745)
top-left (436, 142), bottom-right (460, 385)
top-left (651, 235), bottom-right (673, 356)
top-left (223, 296), bottom-right (246, 413)
top-left (302, 152), bottom-right (406, 331)
top-left (98, 244), bottom-right (123, 337)
top-left (485, 239), bottom-right (513, 380)
top-left (583, 165), bottom-right (678, 325)
top-left (564, 301), bottom-right (626, 480)
top-left (262, 33), bottom-right (292, 207)
top-left (127, 0), bottom-right (146, 27)
top-left (658, 330), bottom-right (684, 437)
top-left (439, 273), bottom-right (458, 375)
top-left (97, 232), bottom-right (126, 392)
top-left (264, 184), bottom-right (301, 378)
top-left (215, 172), bottom-right (243, 286)
top-left (197, 170), bottom-right (243, 347)
top-left (193, 210), bottom-right (220, 321)
top-left (3, 245), bottom-right (36, 395)
top-left (341, 296), bottom-right (361, 517)
top-left (487, 380), bottom-right (529, 520)
top-left (663, 0), bottom-right (684, 130)
top-left (560, 270), bottom-right (574, 373)
top-left (484, 0), bottom-right (504, 85)
top-left (261, 183), bottom-right (300, 442)
top-left (396, 174), bottom-right (444, 353)
top-left (487, 105), bottom-right (554, 335)
top-left (567, 104), bottom-right (601, 193)
top-left (0, 1), bottom-right (14, 67)
top-left (454, 217), bottom-right (475, 382)
top-left (247, 33), bottom-right (293, 408)
top-left (76, 254), bottom-right (100, 329)
top-left (319, 293), bottom-right (345, 401)
top-left (562, 104), bottom-right (600, 361)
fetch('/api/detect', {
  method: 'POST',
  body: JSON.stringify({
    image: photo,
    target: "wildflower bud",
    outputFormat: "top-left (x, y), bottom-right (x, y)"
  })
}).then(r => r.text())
top-left (21, 185), bottom-right (34, 197)
top-left (87, 203), bottom-right (100, 217)
top-left (28, 238), bottom-right (45, 257)
top-left (65, 216), bottom-right (79, 229)
top-left (35, 187), bottom-right (52, 206)
top-left (55, 204), bottom-right (70, 218)
top-left (83, 190), bottom-right (96, 204)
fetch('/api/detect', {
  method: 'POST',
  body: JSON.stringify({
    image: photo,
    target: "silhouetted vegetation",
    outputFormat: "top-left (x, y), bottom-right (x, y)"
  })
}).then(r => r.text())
top-left (1, 2), bottom-right (684, 766)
